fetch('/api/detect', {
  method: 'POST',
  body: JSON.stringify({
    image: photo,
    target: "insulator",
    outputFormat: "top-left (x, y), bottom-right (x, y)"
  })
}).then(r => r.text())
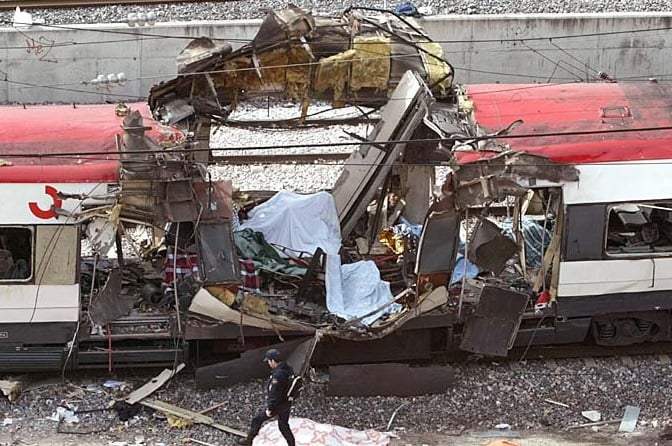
top-left (146, 11), bottom-right (156, 25)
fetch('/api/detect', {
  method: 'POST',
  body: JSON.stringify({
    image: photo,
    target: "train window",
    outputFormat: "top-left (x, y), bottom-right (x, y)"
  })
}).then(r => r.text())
top-left (606, 202), bottom-right (672, 255)
top-left (0, 227), bottom-right (33, 281)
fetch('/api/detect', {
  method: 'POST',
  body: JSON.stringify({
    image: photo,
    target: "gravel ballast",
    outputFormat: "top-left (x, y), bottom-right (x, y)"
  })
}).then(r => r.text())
top-left (1, 355), bottom-right (670, 445)
top-left (1, 0), bottom-right (670, 27)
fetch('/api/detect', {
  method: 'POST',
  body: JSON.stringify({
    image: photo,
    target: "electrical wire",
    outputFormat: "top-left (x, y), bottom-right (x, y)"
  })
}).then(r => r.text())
top-left (8, 123), bottom-right (672, 160)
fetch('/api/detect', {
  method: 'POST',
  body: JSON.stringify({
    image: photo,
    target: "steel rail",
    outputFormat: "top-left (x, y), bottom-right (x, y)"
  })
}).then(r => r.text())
top-left (212, 152), bottom-right (350, 165)
top-left (511, 341), bottom-right (672, 361)
top-left (0, 0), bottom-right (230, 10)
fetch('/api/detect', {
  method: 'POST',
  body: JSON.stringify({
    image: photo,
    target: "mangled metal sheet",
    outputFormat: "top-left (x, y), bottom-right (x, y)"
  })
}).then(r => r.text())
top-left (460, 285), bottom-right (529, 357)
top-left (195, 337), bottom-right (312, 390)
top-left (415, 206), bottom-right (459, 275)
top-left (148, 6), bottom-right (453, 126)
top-left (193, 180), bottom-right (234, 221)
top-left (327, 363), bottom-right (454, 396)
top-left (467, 218), bottom-right (518, 275)
top-left (332, 71), bottom-right (433, 238)
top-left (196, 220), bottom-right (239, 285)
top-left (454, 152), bottom-right (580, 208)
top-left (189, 288), bottom-right (314, 332)
top-left (88, 268), bottom-right (135, 325)
top-left (176, 37), bottom-right (233, 75)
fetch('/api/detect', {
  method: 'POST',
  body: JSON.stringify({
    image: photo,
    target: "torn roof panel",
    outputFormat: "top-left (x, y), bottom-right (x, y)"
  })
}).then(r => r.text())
top-left (0, 103), bottom-right (185, 183)
top-left (460, 82), bottom-right (672, 164)
top-left (149, 7), bottom-right (453, 123)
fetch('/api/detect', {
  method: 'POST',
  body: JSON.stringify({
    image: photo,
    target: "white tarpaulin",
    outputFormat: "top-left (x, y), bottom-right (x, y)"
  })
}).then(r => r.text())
top-left (254, 417), bottom-right (391, 446)
top-left (240, 190), bottom-right (395, 324)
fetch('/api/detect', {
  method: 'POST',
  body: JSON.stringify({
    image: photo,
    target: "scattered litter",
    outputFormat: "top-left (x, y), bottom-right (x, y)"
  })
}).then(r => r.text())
top-left (103, 380), bottom-right (127, 389)
top-left (185, 438), bottom-right (217, 446)
top-left (494, 423), bottom-right (511, 430)
top-left (544, 398), bottom-right (570, 408)
top-left (66, 387), bottom-right (86, 399)
top-left (0, 379), bottom-right (24, 402)
top-left (2, 418), bottom-right (12, 426)
top-left (618, 405), bottom-right (640, 433)
top-left (568, 420), bottom-right (620, 429)
top-left (85, 384), bottom-right (104, 394)
top-left (581, 410), bottom-right (601, 422)
top-left (139, 399), bottom-right (245, 437)
top-left (166, 413), bottom-right (193, 429)
top-left (486, 441), bottom-right (520, 446)
top-left (48, 405), bottom-right (80, 424)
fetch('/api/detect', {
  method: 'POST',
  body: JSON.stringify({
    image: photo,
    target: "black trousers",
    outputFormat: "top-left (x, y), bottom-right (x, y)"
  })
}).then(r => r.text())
top-left (249, 403), bottom-right (295, 446)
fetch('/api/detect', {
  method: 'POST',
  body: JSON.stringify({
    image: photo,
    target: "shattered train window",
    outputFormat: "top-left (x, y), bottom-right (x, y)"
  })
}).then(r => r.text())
top-left (606, 202), bottom-right (672, 255)
top-left (0, 227), bottom-right (33, 281)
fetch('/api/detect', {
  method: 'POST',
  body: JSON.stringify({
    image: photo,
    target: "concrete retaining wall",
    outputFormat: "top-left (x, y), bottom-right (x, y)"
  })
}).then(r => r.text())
top-left (1, 12), bottom-right (671, 103)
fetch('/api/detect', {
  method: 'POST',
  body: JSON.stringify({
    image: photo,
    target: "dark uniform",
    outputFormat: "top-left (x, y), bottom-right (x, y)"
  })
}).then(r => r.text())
top-left (238, 349), bottom-right (296, 446)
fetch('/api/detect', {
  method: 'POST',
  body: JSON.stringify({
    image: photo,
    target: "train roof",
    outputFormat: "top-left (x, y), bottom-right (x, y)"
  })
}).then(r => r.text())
top-left (0, 102), bottom-right (185, 183)
top-left (459, 81), bottom-right (672, 164)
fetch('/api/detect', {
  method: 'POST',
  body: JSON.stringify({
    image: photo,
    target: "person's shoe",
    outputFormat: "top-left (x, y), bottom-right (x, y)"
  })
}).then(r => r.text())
top-left (236, 435), bottom-right (254, 445)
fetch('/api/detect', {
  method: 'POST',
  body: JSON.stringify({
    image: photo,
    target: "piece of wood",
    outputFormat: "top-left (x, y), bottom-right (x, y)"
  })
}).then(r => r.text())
top-left (199, 401), bottom-right (227, 414)
top-left (125, 363), bottom-right (185, 405)
top-left (543, 398), bottom-right (570, 408)
top-left (186, 438), bottom-right (217, 446)
top-left (568, 420), bottom-right (620, 429)
top-left (386, 403), bottom-right (407, 431)
top-left (140, 399), bottom-right (246, 437)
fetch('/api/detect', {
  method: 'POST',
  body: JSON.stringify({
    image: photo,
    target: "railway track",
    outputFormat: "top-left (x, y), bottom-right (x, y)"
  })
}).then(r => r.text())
top-left (212, 152), bottom-right (350, 165)
top-left (0, 0), bottom-right (227, 10)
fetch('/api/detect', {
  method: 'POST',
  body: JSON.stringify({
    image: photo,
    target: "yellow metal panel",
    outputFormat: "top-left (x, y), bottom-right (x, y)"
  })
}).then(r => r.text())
top-left (351, 36), bottom-right (391, 92)
top-left (418, 41), bottom-right (453, 95)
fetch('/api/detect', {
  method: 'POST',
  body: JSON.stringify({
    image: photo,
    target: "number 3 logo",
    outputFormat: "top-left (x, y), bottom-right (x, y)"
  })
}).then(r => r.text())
top-left (28, 185), bottom-right (63, 219)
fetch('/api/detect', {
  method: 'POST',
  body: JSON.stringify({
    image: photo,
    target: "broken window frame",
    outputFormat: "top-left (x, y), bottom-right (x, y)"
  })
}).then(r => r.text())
top-left (0, 226), bottom-right (34, 283)
top-left (604, 200), bottom-right (672, 258)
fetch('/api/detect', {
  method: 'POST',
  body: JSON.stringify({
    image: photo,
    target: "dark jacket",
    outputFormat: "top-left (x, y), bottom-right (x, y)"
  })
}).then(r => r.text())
top-left (266, 361), bottom-right (294, 413)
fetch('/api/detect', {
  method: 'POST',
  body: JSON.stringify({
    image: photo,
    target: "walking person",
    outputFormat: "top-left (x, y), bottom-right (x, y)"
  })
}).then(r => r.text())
top-left (238, 349), bottom-right (296, 446)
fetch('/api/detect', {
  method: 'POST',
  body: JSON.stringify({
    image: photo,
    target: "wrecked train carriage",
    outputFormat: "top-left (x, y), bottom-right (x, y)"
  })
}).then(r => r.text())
top-left (436, 81), bottom-right (672, 353)
top-left (0, 99), bottom-right (451, 371)
top-left (0, 102), bottom-right (244, 370)
top-left (194, 77), bottom-right (672, 360)
top-left (145, 6), bottom-right (672, 360)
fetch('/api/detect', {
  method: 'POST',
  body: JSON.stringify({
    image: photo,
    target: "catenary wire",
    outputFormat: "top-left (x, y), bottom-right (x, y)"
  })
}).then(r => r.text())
top-left (7, 125), bottom-right (672, 159)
